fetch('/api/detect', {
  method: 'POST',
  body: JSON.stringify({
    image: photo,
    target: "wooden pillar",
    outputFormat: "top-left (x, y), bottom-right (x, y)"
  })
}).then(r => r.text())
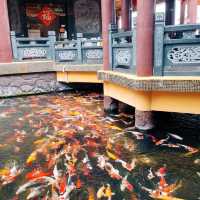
top-left (136, 0), bottom-right (154, 76)
top-left (135, 0), bottom-right (155, 130)
top-left (132, 0), bottom-right (137, 8)
top-left (121, 0), bottom-right (130, 31)
top-left (0, 0), bottom-right (12, 63)
top-left (187, 0), bottom-right (198, 24)
top-left (101, 0), bottom-right (118, 112)
top-left (101, 0), bottom-right (113, 70)
top-left (180, 0), bottom-right (186, 24)
top-left (165, 0), bottom-right (175, 25)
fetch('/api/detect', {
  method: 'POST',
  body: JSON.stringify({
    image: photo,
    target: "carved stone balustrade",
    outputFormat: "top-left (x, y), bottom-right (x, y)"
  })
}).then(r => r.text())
top-left (154, 13), bottom-right (200, 76)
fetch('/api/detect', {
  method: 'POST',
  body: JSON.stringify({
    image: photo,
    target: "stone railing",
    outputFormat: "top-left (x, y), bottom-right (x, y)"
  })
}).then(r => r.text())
top-left (11, 31), bottom-right (103, 65)
top-left (55, 37), bottom-right (103, 64)
top-left (11, 31), bottom-right (55, 61)
top-left (154, 13), bottom-right (200, 76)
top-left (109, 24), bottom-right (136, 73)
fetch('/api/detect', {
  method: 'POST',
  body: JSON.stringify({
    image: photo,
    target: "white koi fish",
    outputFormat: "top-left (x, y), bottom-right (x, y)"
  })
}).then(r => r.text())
top-left (168, 133), bottom-right (183, 141)
top-left (27, 186), bottom-right (44, 200)
top-left (147, 168), bottom-right (155, 180)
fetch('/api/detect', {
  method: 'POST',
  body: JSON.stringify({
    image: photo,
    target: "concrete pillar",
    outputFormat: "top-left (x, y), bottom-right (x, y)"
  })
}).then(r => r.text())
top-left (165, 0), bottom-right (175, 25)
top-left (135, 0), bottom-right (155, 130)
top-left (101, 0), bottom-right (117, 112)
top-left (101, 0), bottom-right (113, 70)
top-left (135, 110), bottom-right (154, 131)
top-left (187, 0), bottom-right (198, 24)
top-left (121, 0), bottom-right (130, 31)
top-left (0, 0), bottom-right (12, 63)
top-left (104, 96), bottom-right (118, 113)
top-left (180, 0), bottom-right (186, 24)
top-left (136, 0), bottom-right (155, 76)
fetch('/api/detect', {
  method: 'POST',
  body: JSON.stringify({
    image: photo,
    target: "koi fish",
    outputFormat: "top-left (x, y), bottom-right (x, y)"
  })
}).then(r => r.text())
top-left (156, 166), bottom-right (167, 177)
top-left (105, 163), bottom-right (122, 180)
top-left (76, 178), bottom-right (83, 189)
top-left (97, 155), bottom-right (108, 170)
top-left (87, 187), bottom-right (95, 200)
top-left (120, 175), bottom-right (134, 192)
top-left (107, 125), bottom-right (122, 131)
top-left (104, 184), bottom-right (115, 200)
top-left (147, 168), bottom-right (155, 180)
top-left (116, 158), bottom-right (136, 171)
top-left (160, 143), bottom-right (181, 148)
top-left (26, 151), bottom-right (37, 165)
top-left (59, 176), bottom-right (67, 194)
top-left (97, 185), bottom-right (106, 199)
top-left (168, 133), bottom-right (183, 141)
top-left (106, 151), bottom-right (118, 160)
top-left (150, 194), bottom-right (185, 200)
top-left (155, 137), bottom-right (170, 146)
top-left (26, 186), bottom-right (45, 200)
top-left (26, 169), bottom-right (51, 181)
top-left (58, 184), bottom-right (76, 200)
top-left (127, 131), bottom-right (144, 140)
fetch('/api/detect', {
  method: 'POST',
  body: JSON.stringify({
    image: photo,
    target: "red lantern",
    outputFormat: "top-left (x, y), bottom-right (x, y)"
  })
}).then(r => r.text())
top-left (37, 6), bottom-right (57, 27)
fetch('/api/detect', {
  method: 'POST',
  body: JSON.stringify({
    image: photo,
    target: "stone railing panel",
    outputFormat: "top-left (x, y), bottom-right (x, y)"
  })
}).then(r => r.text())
top-left (154, 13), bottom-right (200, 76)
top-left (109, 24), bottom-right (136, 74)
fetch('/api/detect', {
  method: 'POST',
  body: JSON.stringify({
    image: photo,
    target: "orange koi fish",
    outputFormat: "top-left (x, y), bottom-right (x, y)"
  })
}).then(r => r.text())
top-left (76, 178), bottom-right (83, 189)
top-left (25, 169), bottom-right (51, 181)
top-left (59, 176), bottom-right (67, 194)
top-left (87, 187), bottom-right (95, 200)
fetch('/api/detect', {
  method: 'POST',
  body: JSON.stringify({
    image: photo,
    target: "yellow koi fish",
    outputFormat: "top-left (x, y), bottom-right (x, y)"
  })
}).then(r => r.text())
top-left (26, 151), bottom-right (37, 165)
top-left (106, 151), bottom-right (118, 161)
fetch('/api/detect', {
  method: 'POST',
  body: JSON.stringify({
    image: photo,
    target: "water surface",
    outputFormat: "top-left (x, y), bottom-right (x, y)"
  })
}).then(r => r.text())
top-left (0, 92), bottom-right (199, 200)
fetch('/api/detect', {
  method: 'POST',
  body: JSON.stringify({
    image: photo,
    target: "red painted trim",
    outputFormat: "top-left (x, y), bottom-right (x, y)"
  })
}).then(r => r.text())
top-left (121, 0), bottom-right (130, 31)
top-left (0, 0), bottom-right (12, 63)
top-left (136, 0), bottom-right (154, 76)
top-left (187, 0), bottom-right (198, 24)
top-left (101, 0), bottom-right (113, 70)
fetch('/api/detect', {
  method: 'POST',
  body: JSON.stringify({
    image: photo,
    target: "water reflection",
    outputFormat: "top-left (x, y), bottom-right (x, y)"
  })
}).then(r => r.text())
top-left (0, 92), bottom-right (199, 200)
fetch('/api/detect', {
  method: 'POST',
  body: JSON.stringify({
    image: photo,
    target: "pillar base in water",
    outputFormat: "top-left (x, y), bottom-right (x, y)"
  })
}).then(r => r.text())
top-left (104, 96), bottom-right (118, 114)
top-left (135, 110), bottom-right (154, 131)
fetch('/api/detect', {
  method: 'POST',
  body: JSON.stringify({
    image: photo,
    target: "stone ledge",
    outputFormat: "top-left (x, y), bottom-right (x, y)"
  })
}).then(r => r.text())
top-left (98, 70), bottom-right (200, 92)
top-left (0, 61), bottom-right (55, 75)
top-left (0, 61), bottom-right (103, 75)
top-left (55, 63), bottom-right (102, 72)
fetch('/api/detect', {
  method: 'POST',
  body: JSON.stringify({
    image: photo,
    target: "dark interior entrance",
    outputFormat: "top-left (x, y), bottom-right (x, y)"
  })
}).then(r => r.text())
top-left (8, 0), bottom-right (102, 39)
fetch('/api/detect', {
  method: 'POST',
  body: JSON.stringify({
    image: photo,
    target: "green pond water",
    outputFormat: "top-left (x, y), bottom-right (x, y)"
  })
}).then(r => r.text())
top-left (0, 92), bottom-right (199, 200)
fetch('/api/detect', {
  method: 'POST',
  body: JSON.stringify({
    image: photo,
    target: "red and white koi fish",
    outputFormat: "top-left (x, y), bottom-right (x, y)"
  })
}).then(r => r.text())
top-left (97, 155), bottom-right (108, 170)
top-left (156, 166), bottom-right (167, 178)
top-left (116, 158), bottom-right (136, 171)
top-left (105, 163), bottom-right (122, 180)
top-left (0, 163), bottom-right (23, 186)
top-left (58, 184), bottom-right (75, 200)
top-left (155, 137), bottom-right (170, 146)
top-left (178, 144), bottom-right (199, 156)
top-left (120, 175), bottom-right (134, 192)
